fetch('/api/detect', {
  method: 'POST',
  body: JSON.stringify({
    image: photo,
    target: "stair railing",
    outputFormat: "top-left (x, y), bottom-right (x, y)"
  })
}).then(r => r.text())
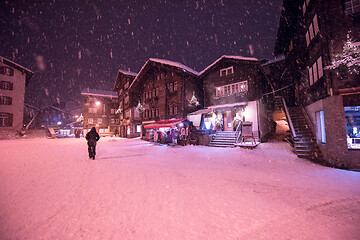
top-left (282, 97), bottom-right (297, 138)
top-left (299, 102), bottom-right (316, 137)
top-left (235, 121), bottom-right (242, 144)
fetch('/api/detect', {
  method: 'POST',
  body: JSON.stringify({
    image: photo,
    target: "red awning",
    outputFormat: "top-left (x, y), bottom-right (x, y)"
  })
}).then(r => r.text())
top-left (144, 119), bottom-right (185, 129)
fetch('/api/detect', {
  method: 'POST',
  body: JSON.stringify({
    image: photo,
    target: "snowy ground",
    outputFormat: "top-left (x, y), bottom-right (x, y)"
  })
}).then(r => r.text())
top-left (0, 137), bottom-right (359, 240)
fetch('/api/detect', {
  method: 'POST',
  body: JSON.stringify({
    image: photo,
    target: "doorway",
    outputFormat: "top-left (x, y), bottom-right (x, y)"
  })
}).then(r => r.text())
top-left (224, 111), bottom-right (233, 130)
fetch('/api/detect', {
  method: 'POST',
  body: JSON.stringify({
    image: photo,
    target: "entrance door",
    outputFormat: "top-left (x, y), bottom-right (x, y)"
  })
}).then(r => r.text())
top-left (224, 111), bottom-right (233, 130)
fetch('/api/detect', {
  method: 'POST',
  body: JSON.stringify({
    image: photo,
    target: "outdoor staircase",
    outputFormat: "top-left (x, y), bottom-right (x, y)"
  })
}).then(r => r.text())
top-left (287, 106), bottom-right (323, 161)
top-left (209, 130), bottom-right (237, 147)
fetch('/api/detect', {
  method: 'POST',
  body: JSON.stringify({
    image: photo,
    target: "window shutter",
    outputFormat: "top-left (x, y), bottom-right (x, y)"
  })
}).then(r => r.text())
top-left (309, 23), bottom-right (314, 40)
top-left (309, 67), bottom-right (313, 85)
top-left (317, 56), bottom-right (323, 79)
top-left (306, 32), bottom-right (310, 46)
top-left (9, 82), bottom-right (14, 90)
top-left (313, 14), bottom-right (319, 35)
top-left (313, 62), bottom-right (318, 83)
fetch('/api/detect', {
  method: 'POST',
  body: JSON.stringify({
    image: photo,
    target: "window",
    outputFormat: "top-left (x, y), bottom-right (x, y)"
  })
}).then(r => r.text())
top-left (156, 108), bottom-right (159, 117)
top-left (145, 92), bottom-right (148, 99)
top-left (124, 95), bottom-right (129, 104)
top-left (174, 81), bottom-right (178, 91)
top-left (345, 0), bottom-right (360, 15)
top-left (125, 109), bottom-right (131, 118)
top-left (98, 118), bottom-right (102, 124)
top-left (168, 82), bottom-right (174, 92)
top-left (136, 125), bottom-right (141, 133)
top-left (169, 104), bottom-right (178, 115)
top-left (0, 81), bottom-right (13, 90)
top-left (308, 56), bottom-right (323, 86)
top-left (289, 40), bottom-right (293, 51)
top-left (0, 96), bottom-right (12, 105)
top-left (124, 81), bottom-right (129, 89)
top-left (0, 113), bottom-right (13, 127)
top-left (152, 89), bottom-right (156, 98)
top-left (215, 81), bottom-right (248, 97)
top-left (316, 111), bottom-right (326, 144)
top-left (111, 109), bottom-right (115, 114)
top-left (111, 119), bottom-right (115, 124)
top-left (0, 67), bottom-right (14, 76)
top-left (219, 66), bottom-right (234, 76)
top-left (305, 14), bottom-right (320, 46)
top-left (345, 106), bottom-right (360, 149)
top-left (88, 118), bottom-right (93, 124)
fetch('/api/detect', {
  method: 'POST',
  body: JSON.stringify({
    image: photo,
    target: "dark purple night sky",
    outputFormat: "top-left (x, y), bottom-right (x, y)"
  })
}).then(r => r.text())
top-left (1, 0), bottom-right (282, 107)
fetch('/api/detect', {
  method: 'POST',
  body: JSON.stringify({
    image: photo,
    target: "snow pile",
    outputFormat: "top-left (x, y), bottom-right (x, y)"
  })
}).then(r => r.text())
top-left (0, 138), bottom-right (359, 240)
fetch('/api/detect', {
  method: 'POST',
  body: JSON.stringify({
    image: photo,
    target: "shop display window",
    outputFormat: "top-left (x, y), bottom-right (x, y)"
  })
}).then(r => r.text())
top-left (345, 106), bottom-right (360, 149)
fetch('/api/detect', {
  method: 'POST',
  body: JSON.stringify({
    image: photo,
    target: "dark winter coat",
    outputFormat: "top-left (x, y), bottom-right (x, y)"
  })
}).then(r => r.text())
top-left (86, 127), bottom-right (100, 146)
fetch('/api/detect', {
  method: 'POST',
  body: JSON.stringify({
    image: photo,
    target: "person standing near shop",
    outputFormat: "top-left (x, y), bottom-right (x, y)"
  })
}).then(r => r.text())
top-left (86, 127), bottom-right (100, 160)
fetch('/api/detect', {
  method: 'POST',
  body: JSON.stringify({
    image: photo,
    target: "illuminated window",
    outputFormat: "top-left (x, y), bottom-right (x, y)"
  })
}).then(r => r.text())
top-left (88, 118), bottom-right (93, 124)
top-left (98, 118), bottom-right (102, 124)
top-left (345, 106), bottom-right (360, 149)
top-left (315, 110), bottom-right (326, 143)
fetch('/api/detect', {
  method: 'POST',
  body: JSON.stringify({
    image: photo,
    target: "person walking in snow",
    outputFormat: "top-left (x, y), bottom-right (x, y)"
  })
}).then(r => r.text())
top-left (86, 127), bottom-right (100, 160)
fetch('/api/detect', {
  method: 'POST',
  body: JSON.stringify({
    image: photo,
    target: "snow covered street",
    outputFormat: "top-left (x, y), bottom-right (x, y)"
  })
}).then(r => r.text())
top-left (1, 137), bottom-right (359, 240)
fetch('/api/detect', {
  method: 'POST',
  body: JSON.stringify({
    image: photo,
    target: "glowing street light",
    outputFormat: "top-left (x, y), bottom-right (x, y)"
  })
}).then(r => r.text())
top-left (95, 101), bottom-right (101, 107)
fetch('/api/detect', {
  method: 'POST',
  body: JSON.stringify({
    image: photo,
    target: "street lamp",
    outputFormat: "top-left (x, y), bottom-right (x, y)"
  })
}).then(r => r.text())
top-left (95, 101), bottom-right (101, 107)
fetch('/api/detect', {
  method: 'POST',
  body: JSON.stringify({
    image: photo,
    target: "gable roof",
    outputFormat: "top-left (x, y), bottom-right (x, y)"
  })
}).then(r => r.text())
top-left (113, 69), bottom-right (137, 91)
top-left (199, 55), bottom-right (259, 76)
top-left (129, 58), bottom-right (199, 89)
top-left (0, 56), bottom-right (33, 86)
top-left (81, 88), bottom-right (118, 98)
top-left (118, 69), bottom-right (137, 77)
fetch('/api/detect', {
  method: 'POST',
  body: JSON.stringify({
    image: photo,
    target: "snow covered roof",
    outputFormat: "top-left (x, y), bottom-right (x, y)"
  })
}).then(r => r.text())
top-left (207, 102), bottom-right (248, 109)
top-left (187, 108), bottom-right (212, 115)
top-left (199, 55), bottom-right (259, 76)
top-left (149, 58), bottom-right (199, 76)
top-left (0, 56), bottom-right (33, 85)
top-left (118, 69), bottom-right (137, 77)
top-left (261, 55), bottom-right (285, 67)
top-left (129, 58), bottom-right (199, 89)
top-left (81, 88), bottom-right (118, 98)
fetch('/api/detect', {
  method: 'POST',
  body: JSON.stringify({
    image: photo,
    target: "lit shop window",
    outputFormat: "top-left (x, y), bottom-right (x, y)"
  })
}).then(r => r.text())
top-left (345, 106), bottom-right (360, 149)
top-left (216, 81), bottom-right (248, 97)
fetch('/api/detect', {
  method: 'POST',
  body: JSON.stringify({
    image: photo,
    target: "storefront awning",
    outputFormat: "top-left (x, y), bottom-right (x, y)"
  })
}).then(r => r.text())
top-left (144, 119), bottom-right (186, 129)
top-left (188, 108), bottom-right (212, 115)
top-left (207, 102), bottom-right (248, 110)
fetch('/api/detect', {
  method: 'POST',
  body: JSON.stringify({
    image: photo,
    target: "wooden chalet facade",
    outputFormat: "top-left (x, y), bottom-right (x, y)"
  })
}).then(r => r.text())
top-left (198, 55), bottom-right (274, 141)
top-left (0, 56), bottom-right (33, 133)
top-left (113, 70), bottom-right (141, 138)
top-left (81, 88), bottom-right (119, 137)
top-left (128, 58), bottom-right (202, 140)
top-left (272, 0), bottom-right (360, 169)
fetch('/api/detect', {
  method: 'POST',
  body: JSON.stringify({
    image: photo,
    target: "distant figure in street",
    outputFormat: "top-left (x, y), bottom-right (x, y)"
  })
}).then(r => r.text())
top-left (86, 127), bottom-right (100, 160)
